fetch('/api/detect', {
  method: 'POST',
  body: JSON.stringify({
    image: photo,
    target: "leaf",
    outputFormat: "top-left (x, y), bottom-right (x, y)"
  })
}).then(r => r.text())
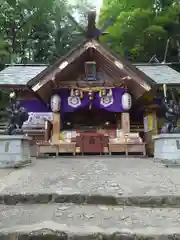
top-left (99, 0), bottom-right (180, 62)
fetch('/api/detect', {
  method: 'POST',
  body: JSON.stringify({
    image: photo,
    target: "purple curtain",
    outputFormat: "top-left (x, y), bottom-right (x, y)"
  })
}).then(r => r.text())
top-left (59, 90), bottom-right (90, 113)
top-left (20, 88), bottom-right (125, 113)
top-left (59, 88), bottom-right (125, 113)
top-left (93, 88), bottom-right (124, 112)
top-left (20, 100), bottom-right (50, 112)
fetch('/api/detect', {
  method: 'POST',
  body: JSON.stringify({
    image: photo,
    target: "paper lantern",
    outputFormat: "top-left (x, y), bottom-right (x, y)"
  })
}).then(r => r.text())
top-left (9, 92), bottom-right (16, 99)
top-left (50, 94), bottom-right (61, 112)
top-left (122, 92), bottom-right (132, 111)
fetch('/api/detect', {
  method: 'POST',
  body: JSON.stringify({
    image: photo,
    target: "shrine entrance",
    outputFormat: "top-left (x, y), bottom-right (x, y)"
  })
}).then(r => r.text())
top-left (61, 107), bottom-right (117, 154)
top-left (63, 107), bottom-right (117, 131)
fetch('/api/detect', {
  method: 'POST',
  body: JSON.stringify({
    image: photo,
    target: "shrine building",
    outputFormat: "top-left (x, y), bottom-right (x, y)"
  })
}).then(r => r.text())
top-left (1, 24), bottom-right (180, 156)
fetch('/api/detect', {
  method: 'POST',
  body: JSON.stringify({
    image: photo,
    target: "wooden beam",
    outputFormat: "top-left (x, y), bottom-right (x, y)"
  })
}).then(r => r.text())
top-left (97, 53), bottom-right (126, 78)
top-left (95, 41), bottom-right (152, 91)
top-left (97, 53), bottom-right (149, 98)
top-left (31, 45), bottom-right (88, 92)
top-left (56, 79), bottom-right (124, 87)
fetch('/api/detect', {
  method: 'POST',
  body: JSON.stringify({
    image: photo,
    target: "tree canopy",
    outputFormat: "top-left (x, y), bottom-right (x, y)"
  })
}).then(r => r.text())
top-left (0, 0), bottom-right (93, 66)
top-left (0, 0), bottom-right (93, 111)
top-left (99, 0), bottom-right (180, 62)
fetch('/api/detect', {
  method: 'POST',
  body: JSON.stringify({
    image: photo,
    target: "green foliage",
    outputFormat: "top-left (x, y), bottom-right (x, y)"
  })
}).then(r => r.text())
top-left (0, 0), bottom-right (91, 64)
top-left (0, 38), bottom-right (9, 64)
top-left (0, 0), bottom-right (91, 108)
top-left (99, 0), bottom-right (180, 62)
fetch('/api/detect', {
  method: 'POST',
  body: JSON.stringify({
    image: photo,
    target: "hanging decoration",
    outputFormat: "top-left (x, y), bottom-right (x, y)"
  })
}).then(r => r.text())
top-left (88, 90), bottom-right (94, 100)
top-left (68, 89), bottom-right (82, 108)
top-left (122, 92), bottom-right (132, 111)
top-left (50, 94), bottom-right (61, 112)
top-left (88, 90), bottom-right (94, 110)
top-left (99, 89), bottom-right (106, 98)
top-left (99, 89), bottom-right (114, 107)
top-left (74, 89), bottom-right (83, 99)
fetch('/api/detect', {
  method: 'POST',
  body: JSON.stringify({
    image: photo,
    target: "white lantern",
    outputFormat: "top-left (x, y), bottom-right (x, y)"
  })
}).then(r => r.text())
top-left (9, 92), bottom-right (16, 99)
top-left (122, 92), bottom-right (132, 111)
top-left (50, 94), bottom-right (61, 112)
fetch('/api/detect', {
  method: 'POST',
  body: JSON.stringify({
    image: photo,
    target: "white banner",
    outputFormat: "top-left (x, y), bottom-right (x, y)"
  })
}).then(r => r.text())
top-left (23, 112), bottom-right (53, 128)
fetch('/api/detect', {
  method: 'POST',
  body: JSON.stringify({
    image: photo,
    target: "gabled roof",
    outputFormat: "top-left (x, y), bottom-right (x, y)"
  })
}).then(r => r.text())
top-left (27, 39), bottom-right (88, 89)
top-left (0, 65), bottom-right (47, 87)
top-left (2, 63), bottom-right (180, 87)
top-left (26, 39), bottom-right (153, 101)
top-left (1, 39), bottom-right (180, 102)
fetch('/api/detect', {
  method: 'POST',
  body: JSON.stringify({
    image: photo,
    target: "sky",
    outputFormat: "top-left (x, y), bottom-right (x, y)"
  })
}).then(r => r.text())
top-left (94, 0), bottom-right (103, 14)
top-left (68, 0), bottom-right (103, 14)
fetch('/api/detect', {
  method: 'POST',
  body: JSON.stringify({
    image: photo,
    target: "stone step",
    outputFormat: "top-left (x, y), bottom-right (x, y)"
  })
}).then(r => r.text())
top-left (0, 204), bottom-right (180, 239)
top-left (0, 192), bottom-right (180, 207)
top-left (1, 157), bottom-right (180, 207)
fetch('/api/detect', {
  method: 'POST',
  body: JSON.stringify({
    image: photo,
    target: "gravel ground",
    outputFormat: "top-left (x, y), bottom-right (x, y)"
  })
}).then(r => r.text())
top-left (0, 156), bottom-right (179, 197)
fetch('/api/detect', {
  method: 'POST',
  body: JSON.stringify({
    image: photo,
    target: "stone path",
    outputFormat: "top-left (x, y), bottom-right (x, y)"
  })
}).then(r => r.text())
top-left (0, 203), bottom-right (180, 230)
top-left (0, 156), bottom-right (180, 239)
top-left (0, 203), bottom-right (180, 238)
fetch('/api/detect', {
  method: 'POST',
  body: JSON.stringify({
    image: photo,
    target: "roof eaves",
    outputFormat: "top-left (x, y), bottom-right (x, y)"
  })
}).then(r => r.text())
top-left (96, 41), bottom-right (156, 87)
top-left (0, 84), bottom-right (28, 88)
top-left (27, 38), bottom-right (87, 88)
top-left (5, 64), bottom-right (48, 66)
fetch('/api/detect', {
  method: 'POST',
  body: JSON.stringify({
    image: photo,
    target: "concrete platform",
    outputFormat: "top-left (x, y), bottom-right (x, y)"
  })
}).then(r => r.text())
top-left (0, 135), bottom-right (31, 168)
top-left (0, 203), bottom-right (180, 239)
top-left (153, 134), bottom-right (180, 166)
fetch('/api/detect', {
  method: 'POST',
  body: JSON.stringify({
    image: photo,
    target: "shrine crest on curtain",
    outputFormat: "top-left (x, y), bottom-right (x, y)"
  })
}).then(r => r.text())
top-left (68, 89), bottom-right (82, 108)
top-left (99, 89), bottom-right (114, 107)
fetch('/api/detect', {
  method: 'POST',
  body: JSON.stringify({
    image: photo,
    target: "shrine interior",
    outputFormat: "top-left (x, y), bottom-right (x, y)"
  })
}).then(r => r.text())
top-left (62, 105), bottom-right (144, 138)
top-left (63, 106), bottom-right (142, 125)
top-left (63, 108), bottom-right (117, 130)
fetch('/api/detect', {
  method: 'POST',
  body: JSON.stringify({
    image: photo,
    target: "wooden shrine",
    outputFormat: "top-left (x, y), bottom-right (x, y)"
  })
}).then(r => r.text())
top-left (1, 12), bottom-right (180, 156)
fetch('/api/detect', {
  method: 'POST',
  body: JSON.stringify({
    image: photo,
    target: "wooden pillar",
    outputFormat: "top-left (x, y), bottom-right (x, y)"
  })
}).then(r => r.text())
top-left (143, 108), bottom-right (158, 156)
top-left (116, 113), bottom-right (121, 129)
top-left (121, 112), bottom-right (130, 133)
top-left (44, 119), bottom-right (52, 142)
top-left (51, 112), bottom-right (61, 144)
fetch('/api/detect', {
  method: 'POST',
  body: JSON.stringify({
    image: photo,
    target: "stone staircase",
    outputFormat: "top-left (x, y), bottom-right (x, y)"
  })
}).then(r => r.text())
top-left (0, 157), bottom-right (179, 239)
top-left (1, 203), bottom-right (180, 239)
